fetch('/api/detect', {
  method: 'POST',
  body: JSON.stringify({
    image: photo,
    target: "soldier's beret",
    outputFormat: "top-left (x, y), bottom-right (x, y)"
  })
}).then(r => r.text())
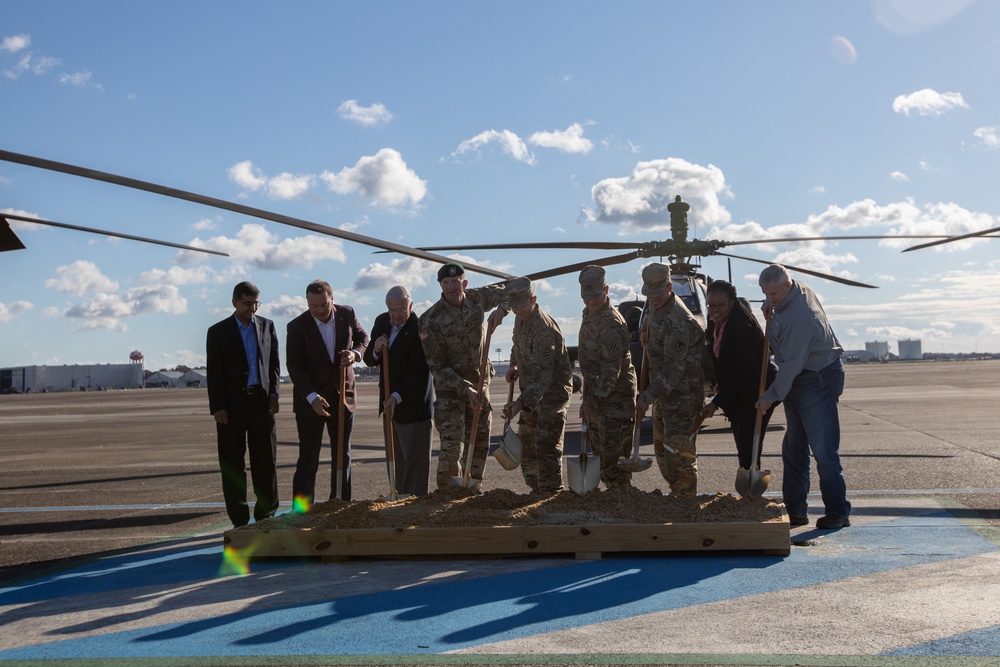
top-left (437, 262), bottom-right (465, 282)
top-left (506, 276), bottom-right (534, 308)
top-left (579, 265), bottom-right (606, 298)
top-left (641, 263), bottom-right (671, 297)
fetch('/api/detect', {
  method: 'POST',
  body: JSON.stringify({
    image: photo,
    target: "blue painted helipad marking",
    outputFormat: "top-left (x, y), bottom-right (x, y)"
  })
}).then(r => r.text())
top-left (0, 507), bottom-right (996, 660)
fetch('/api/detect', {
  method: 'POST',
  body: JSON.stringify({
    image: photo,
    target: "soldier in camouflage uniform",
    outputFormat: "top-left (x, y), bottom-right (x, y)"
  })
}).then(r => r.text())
top-left (636, 263), bottom-right (705, 497)
top-left (502, 277), bottom-right (572, 493)
top-left (577, 266), bottom-right (637, 489)
top-left (419, 262), bottom-right (509, 490)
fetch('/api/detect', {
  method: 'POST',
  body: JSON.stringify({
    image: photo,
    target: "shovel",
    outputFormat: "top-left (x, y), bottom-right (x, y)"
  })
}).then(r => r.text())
top-left (619, 345), bottom-right (653, 472)
top-left (735, 314), bottom-right (773, 499)
top-left (492, 380), bottom-right (522, 470)
top-left (334, 365), bottom-right (348, 500)
top-left (565, 421), bottom-right (601, 495)
top-left (452, 320), bottom-right (496, 490)
top-left (381, 345), bottom-right (398, 501)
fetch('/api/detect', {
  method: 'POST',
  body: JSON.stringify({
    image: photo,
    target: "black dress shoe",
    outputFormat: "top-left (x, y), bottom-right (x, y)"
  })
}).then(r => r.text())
top-left (788, 515), bottom-right (809, 526)
top-left (816, 514), bottom-right (851, 529)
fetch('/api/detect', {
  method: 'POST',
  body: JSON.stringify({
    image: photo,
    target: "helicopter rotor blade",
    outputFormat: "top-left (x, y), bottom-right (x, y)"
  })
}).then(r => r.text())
top-left (715, 251), bottom-right (878, 289)
top-left (388, 241), bottom-right (646, 253)
top-left (2, 213), bottom-right (229, 256)
top-left (721, 234), bottom-right (1000, 246)
top-left (0, 150), bottom-right (513, 280)
top-left (523, 250), bottom-right (642, 282)
top-left (902, 225), bottom-right (1000, 252)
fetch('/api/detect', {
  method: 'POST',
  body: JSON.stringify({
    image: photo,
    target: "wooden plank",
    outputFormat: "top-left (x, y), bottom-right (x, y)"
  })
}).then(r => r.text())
top-left (224, 519), bottom-right (790, 558)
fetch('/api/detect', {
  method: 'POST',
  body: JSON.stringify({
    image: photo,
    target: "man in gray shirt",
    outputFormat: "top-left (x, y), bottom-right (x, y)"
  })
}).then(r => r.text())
top-left (757, 264), bottom-right (850, 529)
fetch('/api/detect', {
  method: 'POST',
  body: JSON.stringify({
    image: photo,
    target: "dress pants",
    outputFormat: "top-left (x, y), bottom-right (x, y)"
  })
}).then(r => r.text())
top-left (216, 390), bottom-right (277, 526)
top-left (292, 410), bottom-right (354, 504)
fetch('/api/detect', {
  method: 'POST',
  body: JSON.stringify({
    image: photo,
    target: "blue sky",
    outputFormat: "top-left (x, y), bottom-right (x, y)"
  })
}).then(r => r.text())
top-left (2, 0), bottom-right (999, 371)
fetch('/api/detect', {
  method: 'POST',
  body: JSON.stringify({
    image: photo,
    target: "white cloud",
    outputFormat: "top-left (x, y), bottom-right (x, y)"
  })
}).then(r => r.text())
top-left (64, 284), bottom-right (188, 330)
top-left (1, 207), bottom-right (45, 232)
top-left (192, 217), bottom-right (217, 231)
top-left (1, 34), bottom-right (30, 53)
top-left (353, 256), bottom-right (435, 291)
top-left (892, 88), bottom-right (968, 116)
top-left (267, 172), bottom-right (314, 199)
top-left (32, 56), bottom-right (58, 75)
top-left (528, 123), bottom-right (593, 154)
top-left (45, 260), bottom-right (119, 296)
top-left (138, 265), bottom-right (212, 286)
top-left (809, 185), bottom-right (825, 194)
top-left (337, 99), bottom-right (393, 126)
top-left (3, 54), bottom-right (30, 80)
top-left (320, 148), bottom-right (427, 208)
top-left (585, 157), bottom-right (732, 232)
top-left (259, 294), bottom-right (306, 319)
top-left (890, 171), bottom-right (909, 181)
top-left (973, 126), bottom-right (999, 148)
top-left (58, 70), bottom-right (99, 89)
top-left (226, 160), bottom-right (313, 200)
top-left (451, 130), bottom-right (536, 165)
top-left (183, 223), bottom-right (347, 271)
top-left (228, 160), bottom-right (267, 192)
top-left (714, 198), bottom-right (998, 252)
top-left (0, 300), bottom-right (32, 323)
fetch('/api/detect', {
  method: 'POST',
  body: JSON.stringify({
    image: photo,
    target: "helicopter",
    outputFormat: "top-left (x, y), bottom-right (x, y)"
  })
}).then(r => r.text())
top-left (4, 147), bottom-right (996, 347)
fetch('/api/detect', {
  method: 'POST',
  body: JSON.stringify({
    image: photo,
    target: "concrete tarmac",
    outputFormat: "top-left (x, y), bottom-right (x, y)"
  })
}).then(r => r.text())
top-left (1, 359), bottom-right (998, 666)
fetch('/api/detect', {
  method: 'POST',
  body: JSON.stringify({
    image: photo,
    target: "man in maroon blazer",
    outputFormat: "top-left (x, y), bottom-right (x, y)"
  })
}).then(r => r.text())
top-left (206, 281), bottom-right (280, 527)
top-left (286, 279), bottom-right (369, 505)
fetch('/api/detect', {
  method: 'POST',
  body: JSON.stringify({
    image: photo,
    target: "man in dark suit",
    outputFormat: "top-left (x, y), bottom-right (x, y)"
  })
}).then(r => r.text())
top-left (363, 285), bottom-right (434, 496)
top-left (206, 281), bottom-right (280, 527)
top-left (286, 279), bottom-right (369, 505)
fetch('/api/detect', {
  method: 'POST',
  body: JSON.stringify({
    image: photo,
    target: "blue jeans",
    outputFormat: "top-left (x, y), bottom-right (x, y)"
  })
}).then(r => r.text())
top-left (781, 359), bottom-right (850, 518)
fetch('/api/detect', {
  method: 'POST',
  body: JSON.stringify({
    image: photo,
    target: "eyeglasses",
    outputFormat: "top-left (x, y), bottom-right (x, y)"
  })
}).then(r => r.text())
top-left (707, 300), bottom-right (732, 311)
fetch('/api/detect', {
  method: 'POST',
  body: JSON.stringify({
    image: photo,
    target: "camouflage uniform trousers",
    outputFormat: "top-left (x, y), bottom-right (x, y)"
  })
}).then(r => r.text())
top-left (516, 397), bottom-right (568, 492)
top-left (651, 391), bottom-right (700, 497)
top-left (433, 388), bottom-right (492, 488)
top-left (587, 396), bottom-right (635, 488)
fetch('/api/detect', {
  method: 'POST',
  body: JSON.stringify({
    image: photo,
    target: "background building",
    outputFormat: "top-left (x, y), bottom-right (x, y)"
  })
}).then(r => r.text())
top-left (898, 339), bottom-right (923, 361)
top-left (0, 363), bottom-right (144, 393)
top-left (865, 340), bottom-right (890, 361)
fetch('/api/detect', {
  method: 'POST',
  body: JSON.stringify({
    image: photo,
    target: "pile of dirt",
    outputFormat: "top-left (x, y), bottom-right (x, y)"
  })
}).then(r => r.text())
top-left (250, 485), bottom-right (785, 531)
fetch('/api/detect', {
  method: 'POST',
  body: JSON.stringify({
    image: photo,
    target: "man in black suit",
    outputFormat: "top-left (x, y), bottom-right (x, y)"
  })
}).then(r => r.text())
top-left (206, 281), bottom-right (280, 527)
top-left (363, 285), bottom-right (434, 496)
top-left (286, 279), bottom-right (369, 505)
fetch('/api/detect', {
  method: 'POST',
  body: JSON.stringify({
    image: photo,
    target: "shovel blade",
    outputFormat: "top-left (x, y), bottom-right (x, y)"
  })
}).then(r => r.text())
top-left (735, 467), bottom-right (772, 499)
top-left (565, 452), bottom-right (601, 495)
top-left (617, 454), bottom-right (652, 473)
top-left (492, 427), bottom-right (523, 470)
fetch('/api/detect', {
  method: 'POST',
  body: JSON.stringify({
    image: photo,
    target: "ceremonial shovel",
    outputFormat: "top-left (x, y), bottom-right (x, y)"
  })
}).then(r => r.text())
top-left (451, 320), bottom-right (497, 490)
top-left (381, 345), bottom-right (398, 500)
top-left (619, 346), bottom-right (653, 473)
top-left (565, 421), bottom-right (601, 495)
top-left (492, 380), bottom-right (522, 470)
top-left (735, 315), bottom-right (773, 499)
top-left (335, 365), bottom-right (348, 500)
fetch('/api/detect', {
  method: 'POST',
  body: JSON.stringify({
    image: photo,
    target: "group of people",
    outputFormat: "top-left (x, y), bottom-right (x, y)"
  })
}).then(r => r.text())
top-left (207, 260), bottom-right (851, 532)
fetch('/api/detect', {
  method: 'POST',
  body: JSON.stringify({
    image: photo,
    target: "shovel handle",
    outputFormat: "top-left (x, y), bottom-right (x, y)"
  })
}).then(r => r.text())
top-left (462, 320), bottom-right (497, 486)
top-left (749, 315), bottom-right (772, 471)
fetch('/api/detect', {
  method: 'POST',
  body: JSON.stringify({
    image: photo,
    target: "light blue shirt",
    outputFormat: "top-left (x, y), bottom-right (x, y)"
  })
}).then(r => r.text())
top-left (236, 315), bottom-right (261, 387)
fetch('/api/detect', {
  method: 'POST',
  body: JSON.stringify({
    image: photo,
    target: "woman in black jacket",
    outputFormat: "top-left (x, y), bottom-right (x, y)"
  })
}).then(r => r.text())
top-left (700, 280), bottom-right (778, 470)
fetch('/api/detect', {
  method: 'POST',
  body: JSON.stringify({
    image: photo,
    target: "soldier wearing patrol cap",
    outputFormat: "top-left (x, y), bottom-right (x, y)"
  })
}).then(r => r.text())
top-left (636, 262), bottom-right (705, 497)
top-left (419, 262), bottom-right (509, 489)
top-left (577, 265), bottom-right (638, 488)
top-left (503, 277), bottom-right (572, 493)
